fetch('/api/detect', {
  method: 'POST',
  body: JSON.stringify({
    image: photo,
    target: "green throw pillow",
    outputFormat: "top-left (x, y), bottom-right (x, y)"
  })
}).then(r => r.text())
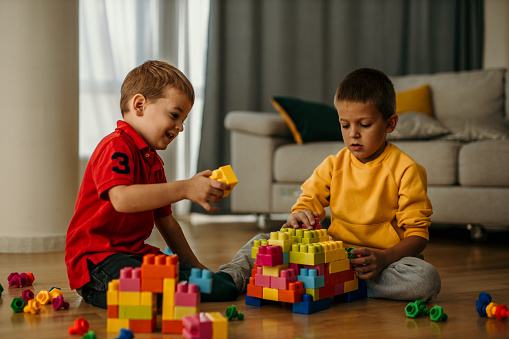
top-left (271, 96), bottom-right (343, 144)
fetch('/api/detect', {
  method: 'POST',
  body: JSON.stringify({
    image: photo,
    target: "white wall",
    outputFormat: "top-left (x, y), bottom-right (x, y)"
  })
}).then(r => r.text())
top-left (0, 0), bottom-right (79, 252)
top-left (484, 0), bottom-right (509, 69)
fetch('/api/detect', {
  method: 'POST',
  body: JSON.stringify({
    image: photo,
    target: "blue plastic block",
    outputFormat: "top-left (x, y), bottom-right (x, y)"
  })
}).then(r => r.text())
top-left (164, 246), bottom-right (173, 255)
top-left (189, 268), bottom-right (213, 294)
top-left (297, 268), bottom-right (325, 289)
top-left (336, 279), bottom-right (367, 303)
top-left (245, 295), bottom-right (269, 307)
top-left (292, 294), bottom-right (330, 314)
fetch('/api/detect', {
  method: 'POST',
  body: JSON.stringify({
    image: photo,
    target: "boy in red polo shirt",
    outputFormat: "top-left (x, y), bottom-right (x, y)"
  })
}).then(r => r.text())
top-left (65, 61), bottom-right (238, 308)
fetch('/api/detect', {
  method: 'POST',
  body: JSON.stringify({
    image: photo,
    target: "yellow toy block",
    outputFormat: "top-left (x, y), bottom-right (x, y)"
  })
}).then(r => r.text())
top-left (268, 231), bottom-right (293, 252)
top-left (119, 291), bottom-right (140, 306)
top-left (162, 278), bottom-right (176, 320)
top-left (107, 318), bottom-right (130, 333)
top-left (344, 278), bottom-right (358, 293)
top-left (316, 229), bottom-right (330, 242)
top-left (205, 312), bottom-right (228, 339)
top-left (329, 259), bottom-right (350, 274)
top-left (301, 230), bottom-right (319, 244)
top-left (174, 305), bottom-right (199, 320)
top-left (140, 291), bottom-right (156, 306)
top-left (210, 165), bottom-right (238, 197)
top-left (263, 263), bottom-right (289, 277)
top-left (305, 288), bottom-right (320, 301)
top-left (119, 305), bottom-right (155, 320)
top-left (107, 279), bottom-right (119, 306)
top-left (251, 239), bottom-right (269, 259)
top-left (262, 287), bottom-right (279, 301)
top-left (289, 243), bottom-right (325, 266)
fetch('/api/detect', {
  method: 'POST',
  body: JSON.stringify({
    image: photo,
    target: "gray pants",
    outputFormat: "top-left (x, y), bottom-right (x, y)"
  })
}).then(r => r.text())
top-left (219, 233), bottom-right (441, 301)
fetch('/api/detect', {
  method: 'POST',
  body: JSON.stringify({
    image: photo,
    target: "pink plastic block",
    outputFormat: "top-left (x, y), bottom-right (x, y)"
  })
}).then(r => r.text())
top-left (175, 281), bottom-right (200, 307)
top-left (256, 245), bottom-right (284, 267)
top-left (302, 263), bottom-right (325, 276)
top-left (182, 313), bottom-right (212, 339)
top-left (254, 266), bottom-right (271, 288)
top-left (271, 268), bottom-right (297, 290)
top-left (118, 267), bottom-right (141, 291)
top-left (313, 217), bottom-right (322, 229)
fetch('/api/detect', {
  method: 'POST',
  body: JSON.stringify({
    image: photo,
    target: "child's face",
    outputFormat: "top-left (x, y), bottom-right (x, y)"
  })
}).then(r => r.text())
top-left (335, 100), bottom-right (397, 163)
top-left (128, 88), bottom-right (193, 150)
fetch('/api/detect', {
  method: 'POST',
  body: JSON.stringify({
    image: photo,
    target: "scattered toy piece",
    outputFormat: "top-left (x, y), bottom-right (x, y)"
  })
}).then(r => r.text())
top-left (52, 295), bottom-right (70, 310)
top-left (7, 272), bottom-right (35, 288)
top-left (10, 297), bottom-right (26, 313)
top-left (24, 299), bottom-right (41, 314)
top-left (68, 318), bottom-right (90, 335)
top-left (430, 305), bottom-right (448, 322)
top-left (225, 305), bottom-right (244, 321)
top-left (21, 290), bottom-right (34, 303)
top-left (405, 300), bottom-right (430, 318)
top-left (114, 328), bottom-right (134, 339)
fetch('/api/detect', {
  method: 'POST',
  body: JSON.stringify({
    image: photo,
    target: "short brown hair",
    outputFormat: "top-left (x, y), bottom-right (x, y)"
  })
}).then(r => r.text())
top-left (120, 60), bottom-right (195, 115)
top-left (334, 68), bottom-right (395, 120)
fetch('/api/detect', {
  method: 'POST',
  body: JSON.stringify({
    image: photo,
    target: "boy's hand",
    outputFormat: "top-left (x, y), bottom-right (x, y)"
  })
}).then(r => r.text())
top-left (186, 170), bottom-right (230, 213)
top-left (349, 248), bottom-right (389, 280)
top-left (282, 210), bottom-right (319, 229)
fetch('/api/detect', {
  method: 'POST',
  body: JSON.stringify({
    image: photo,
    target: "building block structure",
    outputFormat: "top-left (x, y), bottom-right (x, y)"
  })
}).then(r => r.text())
top-left (107, 253), bottom-right (226, 336)
top-left (182, 312), bottom-right (228, 339)
top-left (209, 165), bottom-right (238, 197)
top-left (246, 223), bottom-right (367, 314)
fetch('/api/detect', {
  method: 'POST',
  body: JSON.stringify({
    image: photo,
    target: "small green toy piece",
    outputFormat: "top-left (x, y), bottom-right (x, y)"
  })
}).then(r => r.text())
top-left (10, 297), bottom-right (27, 313)
top-left (405, 300), bottom-right (430, 318)
top-left (346, 247), bottom-right (357, 259)
top-left (82, 330), bottom-right (96, 339)
top-left (430, 305), bottom-right (448, 322)
top-left (225, 305), bottom-right (244, 321)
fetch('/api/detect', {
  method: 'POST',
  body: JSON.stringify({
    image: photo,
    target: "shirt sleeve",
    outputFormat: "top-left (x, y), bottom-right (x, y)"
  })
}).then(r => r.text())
top-left (154, 167), bottom-right (173, 219)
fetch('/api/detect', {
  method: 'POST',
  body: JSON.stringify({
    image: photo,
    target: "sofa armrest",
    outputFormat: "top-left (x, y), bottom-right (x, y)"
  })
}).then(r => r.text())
top-left (225, 111), bottom-right (292, 138)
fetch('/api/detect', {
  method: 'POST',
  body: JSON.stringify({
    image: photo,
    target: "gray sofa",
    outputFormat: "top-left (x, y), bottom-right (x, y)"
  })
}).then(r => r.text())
top-left (225, 68), bottom-right (509, 240)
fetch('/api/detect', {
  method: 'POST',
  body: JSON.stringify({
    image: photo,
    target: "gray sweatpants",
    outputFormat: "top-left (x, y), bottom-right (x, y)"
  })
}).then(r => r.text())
top-left (218, 233), bottom-right (441, 301)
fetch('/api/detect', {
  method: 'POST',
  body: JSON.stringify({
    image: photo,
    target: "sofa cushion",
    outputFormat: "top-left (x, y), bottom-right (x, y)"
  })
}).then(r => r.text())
top-left (396, 84), bottom-right (432, 117)
top-left (458, 140), bottom-right (509, 187)
top-left (387, 112), bottom-right (450, 141)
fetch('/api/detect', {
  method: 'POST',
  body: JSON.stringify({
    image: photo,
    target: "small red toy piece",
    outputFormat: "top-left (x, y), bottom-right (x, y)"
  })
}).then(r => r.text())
top-left (21, 290), bottom-right (34, 303)
top-left (68, 317), bottom-right (90, 335)
top-left (495, 304), bottom-right (509, 322)
top-left (7, 272), bottom-right (35, 287)
top-left (52, 295), bottom-right (70, 310)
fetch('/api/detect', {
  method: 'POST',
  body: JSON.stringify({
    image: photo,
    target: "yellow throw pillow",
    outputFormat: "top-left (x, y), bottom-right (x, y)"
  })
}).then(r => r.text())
top-left (396, 84), bottom-right (432, 117)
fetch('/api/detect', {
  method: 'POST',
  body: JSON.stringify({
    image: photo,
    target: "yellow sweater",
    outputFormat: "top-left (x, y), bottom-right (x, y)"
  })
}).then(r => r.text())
top-left (292, 143), bottom-right (432, 250)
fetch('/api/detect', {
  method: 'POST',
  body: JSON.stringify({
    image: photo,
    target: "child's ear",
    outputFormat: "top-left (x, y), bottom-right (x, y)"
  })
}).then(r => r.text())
top-left (386, 114), bottom-right (398, 133)
top-left (132, 94), bottom-right (147, 116)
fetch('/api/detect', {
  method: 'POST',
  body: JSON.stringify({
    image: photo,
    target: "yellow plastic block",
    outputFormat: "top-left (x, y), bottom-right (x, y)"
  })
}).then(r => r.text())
top-left (205, 312), bottom-right (228, 339)
top-left (174, 305), bottom-right (199, 320)
top-left (316, 229), bottom-right (330, 242)
top-left (289, 243), bottom-right (325, 266)
top-left (140, 291), bottom-right (156, 306)
top-left (262, 287), bottom-right (279, 301)
top-left (107, 279), bottom-right (119, 306)
top-left (119, 305), bottom-right (155, 320)
top-left (329, 259), bottom-right (350, 274)
top-left (107, 318), bottom-right (130, 332)
top-left (209, 165), bottom-right (238, 197)
top-left (263, 264), bottom-right (289, 277)
top-left (301, 230), bottom-right (319, 244)
top-left (268, 231), bottom-right (294, 252)
top-left (305, 288), bottom-right (320, 301)
top-left (119, 291), bottom-right (140, 306)
top-left (162, 278), bottom-right (176, 320)
top-left (251, 239), bottom-right (269, 259)
top-left (344, 278), bottom-right (358, 293)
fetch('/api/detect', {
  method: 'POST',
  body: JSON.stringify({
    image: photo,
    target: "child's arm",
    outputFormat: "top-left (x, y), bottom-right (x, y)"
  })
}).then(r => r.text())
top-left (349, 235), bottom-right (428, 279)
top-left (155, 214), bottom-right (208, 270)
top-left (108, 170), bottom-right (230, 213)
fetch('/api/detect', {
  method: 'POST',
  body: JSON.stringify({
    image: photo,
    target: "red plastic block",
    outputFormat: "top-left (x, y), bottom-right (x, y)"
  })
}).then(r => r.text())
top-left (183, 313), bottom-right (213, 339)
top-left (319, 284), bottom-right (335, 299)
top-left (324, 272), bottom-right (340, 286)
top-left (162, 319), bottom-right (183, 334)
top-left (141, 254), bottom-right (179, 279)
top-left (334, 282), bottom-right (345, 295)
top-left (338, 268), bottom-right (355, 283)
top-left (119, 267), bottom-right (142, 292)
top-left (130, 319), bottom-right (156, 333)
top-left (247, 277), bottom-right (263, 299)
top-left (256, 245), bottom-right (284, 267)
top-left (107, 305), bottom-right (119, 318)
top-left (175, 281), bottom-right (200, 307)
top-left (270, 268), bottom-right (297, 290)
top-left (278, 281), bottom-right (305, 303)
top-left (254, 266), bottom-right (271, 288)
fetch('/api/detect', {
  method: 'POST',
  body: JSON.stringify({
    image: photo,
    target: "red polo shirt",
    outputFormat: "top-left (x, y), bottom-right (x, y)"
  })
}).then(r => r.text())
top-left (65, 121), bottom-right (172, 290)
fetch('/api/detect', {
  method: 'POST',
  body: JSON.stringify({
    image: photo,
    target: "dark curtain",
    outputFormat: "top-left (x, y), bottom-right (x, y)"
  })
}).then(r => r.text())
top-left (193, 0), bottom-right (484, 213)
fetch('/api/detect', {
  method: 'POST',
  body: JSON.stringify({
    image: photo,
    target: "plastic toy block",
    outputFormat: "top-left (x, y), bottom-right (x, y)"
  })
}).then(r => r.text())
top-left (278, 281), bottom-right (305, 303)
top-left (107, 318), bottom-right (130, 333)
top-left (183, 313), bottom-right (212, 339)
top-left (301, 230), bottom-right (319, 244)
top-left (262, 287), bottom-right (279, 301)
top-left (7, 272), bottom-right (35, 287)
top-left (254, 266), bottom-right (272, 287)
top-left (257, 245), bottom-right (284, 267)
top-left (48, 286), bottom-right (63, 300)
top-left (245, 295), bottom-right (270, 307)
top-left (301, 263), bottom-right (325, 276)
top-left (130, 319), bottom-right (156, 333)
top-left (68, 317), bottom-right (90, 335)
top-left (430, 305), bottom-right (448, 322)
top-left (119, 267), bottom-right (142, 292)
top-left (292, 294), bottom-right (331, 314)
top-left (119, 291), bottom-right (141, 306)
top-left (114, 328), bottom-right (134, 339)
top-left (298, 268), bottom-right (325, 289)
top-left (83, 330), bottom-right (97, 339)
top-left (225, 305), bottom-right (244, 321)
top-left (140, 291), bottom-right (156, 306)
top-left (318, 283), bottom-right (335, 299)
top-left (189, 268), bottom-right (213, 294)
top-left (319, 241), bottom-right (346, 262)
top-left (10, 297), bottom-right (26, 313)
top-left (251, 239), bottom-right (269, 258)
top-left (21, 290), bottom-right (34, 303)
top-left (209, 165), bottom-right (238, 197)
top-left (205, 312), bottom-right (228, 339)
top-left (108, 305), bottom-right (119, 318)
top-left (174, 305), bottom-right (200, 320)
top-left (141, 253), bottom-right (179, 279)
top-left (108, 279), bottom-right (119, 305)
top-left (328, 259), bottom-right (350, 274)
top-left (476, 292), bottom-right (492, 317)
top-left (247, 281), bottom-right (263, 299)
top-left (305, 288), bottom-right (320, 301)
top-left (336, 279), bottom-right (367, 302)
top-left (405, 300), bottom-right (430, 318)
top-left (486, 302), bottom-right (499, 318)
top-left (23, 299), bottom-right (41, 314)
top-left (495, 304), bottom-right (509, 321)
top-left (270, 268), bottom-right (297, 290)
top-left (283, 251), bottom-right (290, 264)
top-left (162, 278), bottom-right (176, 320)
top-left (344, 277), bottom-right (359, 293)
top-left (324, 272), bottom-right (340, 286)
top-left (141, 277), bottom-right (164, 293)
top-left (338, 268), bottom-right (355, 283)
top-left (36, 290), bottom-right (51, 305)
top-left (119, 305), bottom-right (155, 320)
top-left (268, 231), bottom-right (294, 252)
top-left (52, 295), bottom-right (70, 310)
top-left (334, 283), bottom-right (344, 295)
top-left (316, 229), bottom-right (329, 241)
top-left (175, 281), bottom-right (200, 306)
top-left (162, 319), bottom-right (183, 334)
top-left (263, 263), bottom-right (289, 277)
top-left (289, 243), bottom-right (325, 266)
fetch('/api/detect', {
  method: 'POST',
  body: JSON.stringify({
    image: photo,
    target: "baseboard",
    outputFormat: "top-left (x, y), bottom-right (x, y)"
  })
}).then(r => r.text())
top-left (0, 234), bottom-right (66, 253)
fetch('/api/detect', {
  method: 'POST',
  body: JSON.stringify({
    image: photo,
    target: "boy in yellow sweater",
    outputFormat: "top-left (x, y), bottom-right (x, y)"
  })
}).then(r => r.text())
top-left (220, 68), bottom-right (441, 301)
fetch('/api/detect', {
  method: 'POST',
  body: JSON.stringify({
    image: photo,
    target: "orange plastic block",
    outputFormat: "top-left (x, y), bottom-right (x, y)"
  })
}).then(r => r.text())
top-left (141, 254), bottom-right (179, 279)
top-left (130, 319), bottom-right (156, 333)
top-left (247, 278), bottom-right (263, 299)
top-left (278, 281), bottom-right (305, 303)
top-left (107, 305), bottom-right (119, 318)
top-left (209, 165), bottom-right (238, 197)
top-left (162, 319), bottom-right (183, 334)
top-left (141, 277), bottom-right (164, 293)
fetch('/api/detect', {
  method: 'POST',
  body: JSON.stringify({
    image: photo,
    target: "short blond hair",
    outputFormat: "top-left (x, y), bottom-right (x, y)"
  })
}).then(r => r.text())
top-left (120, 60), bottom-right (194, 116)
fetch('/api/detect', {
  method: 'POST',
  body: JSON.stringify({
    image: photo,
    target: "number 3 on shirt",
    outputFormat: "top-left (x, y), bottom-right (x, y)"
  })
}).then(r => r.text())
top-left (112, 152), bottom-right (131, 174)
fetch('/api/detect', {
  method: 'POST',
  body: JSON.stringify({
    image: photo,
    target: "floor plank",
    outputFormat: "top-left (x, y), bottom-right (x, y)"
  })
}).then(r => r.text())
top-left (1, 219), bottom-right (508, 338)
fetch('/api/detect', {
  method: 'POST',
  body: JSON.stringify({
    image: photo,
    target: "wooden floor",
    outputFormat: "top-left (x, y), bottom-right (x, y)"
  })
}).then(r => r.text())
top-left (1, 218), bottom-right (509, 339)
